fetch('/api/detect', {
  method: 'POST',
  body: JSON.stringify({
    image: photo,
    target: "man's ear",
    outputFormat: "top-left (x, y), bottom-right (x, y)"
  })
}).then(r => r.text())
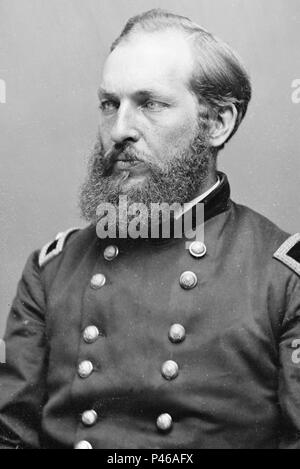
top-left (209, 104), bottom-right (238, 148)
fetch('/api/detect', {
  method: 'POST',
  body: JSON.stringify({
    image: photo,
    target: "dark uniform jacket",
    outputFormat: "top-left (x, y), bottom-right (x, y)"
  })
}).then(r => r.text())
top-left (1, 173), bottom-right (300, 449)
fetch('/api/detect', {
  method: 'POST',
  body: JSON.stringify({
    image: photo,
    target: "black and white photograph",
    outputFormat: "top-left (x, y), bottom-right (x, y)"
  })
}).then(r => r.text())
top-left (0, 0), bottom-right (300, 451)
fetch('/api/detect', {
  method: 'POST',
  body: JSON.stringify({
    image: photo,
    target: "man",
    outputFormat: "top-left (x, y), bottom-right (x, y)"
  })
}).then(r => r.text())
top-left (0, 9), bottom-right (300, 449)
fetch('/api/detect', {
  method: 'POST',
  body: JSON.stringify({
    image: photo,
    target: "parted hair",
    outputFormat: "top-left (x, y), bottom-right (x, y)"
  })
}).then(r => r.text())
top-left (111, 9), bottom-right (252, 148)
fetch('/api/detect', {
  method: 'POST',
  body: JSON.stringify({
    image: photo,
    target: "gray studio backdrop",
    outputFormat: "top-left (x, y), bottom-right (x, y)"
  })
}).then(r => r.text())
top-left (0, 0), bottom-right (300, 336)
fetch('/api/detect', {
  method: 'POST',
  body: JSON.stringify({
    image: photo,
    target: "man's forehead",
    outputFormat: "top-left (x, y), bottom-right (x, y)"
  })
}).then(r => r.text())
top-left (101, 30), bottom-right (195, 96)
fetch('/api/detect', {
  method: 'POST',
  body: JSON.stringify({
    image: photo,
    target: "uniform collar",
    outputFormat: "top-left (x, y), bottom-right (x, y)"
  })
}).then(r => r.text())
top-left (175, 176), bottom-right (221, 220)
top-left (200, 171), bottom-right (231, 223)
top-left (173, 171), bottom-right (231, 226)
top-left (147, 171), bottom-right (231, 245)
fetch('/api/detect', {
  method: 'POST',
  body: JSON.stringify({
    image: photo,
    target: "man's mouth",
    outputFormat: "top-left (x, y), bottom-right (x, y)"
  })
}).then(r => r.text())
top-left (114, 160), bottom-right (140, 169)
top-left (103, 146), bottom-right (149, 177)
top-left (113, 156), bottom-right (146, 173)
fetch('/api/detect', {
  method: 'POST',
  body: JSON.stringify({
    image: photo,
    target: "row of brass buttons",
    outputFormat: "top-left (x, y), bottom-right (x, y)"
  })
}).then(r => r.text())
top-left (75, 241), bottom-right (206, 448)
top-left (90, 241), bottom-right (206, 292)
top-left (76, 323), bottom-right (185, 447)
top-left (77, 322), bottom-right (186, 381)
top-left (101, 241), bottom-right (206, 262)
top-left (75, 411), bottom-right (174, 450)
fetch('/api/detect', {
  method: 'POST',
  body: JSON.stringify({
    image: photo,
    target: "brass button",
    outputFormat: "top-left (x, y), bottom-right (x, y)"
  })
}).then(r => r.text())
top-left (189, 241), bottom-right (207, 258)
top-left (82, 410), bottom-right (98, 427)
top-left (90, 273), bottom-right (106, 289)
top-left (103, 245), bottom-right (119, 261)
top-left (179, 271), bottom-right (198, 290)
top-left (161, 360), bottom-right (179, 380)
top-left (169, 324), bottom-right (186, 344)
top-left (83, 326), bottom-right (100, 344)
top-left (78, 360), bottom-right (94, 379)
top-left (74, 440), bottom-right (93, 450)
top-left (156, 413), bottom-right (173, 432)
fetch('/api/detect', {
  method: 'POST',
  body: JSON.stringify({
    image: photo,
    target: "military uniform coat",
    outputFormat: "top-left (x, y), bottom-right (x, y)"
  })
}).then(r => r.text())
top-left (1, 173), bottom-right (300, 449)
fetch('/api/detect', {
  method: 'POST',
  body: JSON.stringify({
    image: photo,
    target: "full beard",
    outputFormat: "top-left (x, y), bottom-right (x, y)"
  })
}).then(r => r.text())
top-left (79, 125), bottom-right (215, 228)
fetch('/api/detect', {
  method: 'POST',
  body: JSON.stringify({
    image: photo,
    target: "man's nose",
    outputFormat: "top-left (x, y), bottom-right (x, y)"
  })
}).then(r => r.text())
top-left (111, 102), bottom-right (140, 145)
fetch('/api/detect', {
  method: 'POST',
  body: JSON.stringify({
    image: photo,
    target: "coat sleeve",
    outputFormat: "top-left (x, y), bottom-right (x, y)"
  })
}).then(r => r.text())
top-left (278, 274), bottom-right (300, 448)
top-left (0, 251), bottom-right (48, 449)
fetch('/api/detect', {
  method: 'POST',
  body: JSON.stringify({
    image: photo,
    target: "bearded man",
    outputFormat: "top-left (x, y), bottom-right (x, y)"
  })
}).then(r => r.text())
top-left (1, 9), bottom-right (300, 450)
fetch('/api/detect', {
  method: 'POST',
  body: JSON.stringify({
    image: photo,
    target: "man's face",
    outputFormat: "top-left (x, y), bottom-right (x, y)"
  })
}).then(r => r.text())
top-left (80, 29), bottom-right (214, 224)
top-left (98, 30), bottom-right (200, 191)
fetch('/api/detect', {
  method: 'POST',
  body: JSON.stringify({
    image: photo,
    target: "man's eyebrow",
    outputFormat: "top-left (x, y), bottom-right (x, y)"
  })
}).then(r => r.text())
top-left (97, 87), bottom-right (119, 100)
top-left (134, 90), bottom-right (163, 100)
top-left (97, 87), bottom-right (176, 102)
top-left (133, 89), bottom-right (176, 101)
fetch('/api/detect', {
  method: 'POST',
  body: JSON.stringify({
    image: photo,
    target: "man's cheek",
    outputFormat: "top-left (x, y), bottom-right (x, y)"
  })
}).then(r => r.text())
top-left (170, 118), bottom-right (197, 145)
top-left (164, 128), bottom-right (194, 156)
top-left (98, 123), bottom-right (114, 150)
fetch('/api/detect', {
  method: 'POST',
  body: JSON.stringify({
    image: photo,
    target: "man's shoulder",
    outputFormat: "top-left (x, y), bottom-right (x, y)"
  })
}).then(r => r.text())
top-left (232, 201), bottom-right (289, 240)
top-left (38, 224), bottom-right (95, 269)
top-left (15, 226), bottom-right (97, 306)
top-left (231, 201), bottom-right (300, 277)
top-left (38, 227), bottom-right (81, 268)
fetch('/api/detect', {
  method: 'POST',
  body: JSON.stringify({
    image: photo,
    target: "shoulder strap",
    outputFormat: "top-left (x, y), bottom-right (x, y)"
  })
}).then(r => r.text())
top-left (38, 227), bottom-right (80, 268)
top-left (273, 233), bottom-right (300, 276)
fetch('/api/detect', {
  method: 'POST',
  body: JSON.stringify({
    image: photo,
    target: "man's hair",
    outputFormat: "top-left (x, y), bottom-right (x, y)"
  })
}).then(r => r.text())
top-left (111, 9), bottom-right (252, 149)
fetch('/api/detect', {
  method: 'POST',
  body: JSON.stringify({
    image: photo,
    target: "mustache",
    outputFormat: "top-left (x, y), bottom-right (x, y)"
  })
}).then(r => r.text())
top-left (102, 144), bottom-right (145, 175)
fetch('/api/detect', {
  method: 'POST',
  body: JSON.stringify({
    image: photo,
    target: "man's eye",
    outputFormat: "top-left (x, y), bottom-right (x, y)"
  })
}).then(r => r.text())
top-left (143, 101), bottom-right (167, 111)
top-left (99, 100), bottom-right (118, 113)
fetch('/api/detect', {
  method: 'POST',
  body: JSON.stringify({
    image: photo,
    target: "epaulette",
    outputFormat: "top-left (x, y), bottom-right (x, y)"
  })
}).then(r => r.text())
top-left (273, 233), bottom-right (300, 276)
top-left (38, 227), bottom-right (80, 268)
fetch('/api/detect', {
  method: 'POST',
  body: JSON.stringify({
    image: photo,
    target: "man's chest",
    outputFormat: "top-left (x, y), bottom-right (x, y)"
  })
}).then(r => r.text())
top-left (45, 237), bottom-right (280, 404)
